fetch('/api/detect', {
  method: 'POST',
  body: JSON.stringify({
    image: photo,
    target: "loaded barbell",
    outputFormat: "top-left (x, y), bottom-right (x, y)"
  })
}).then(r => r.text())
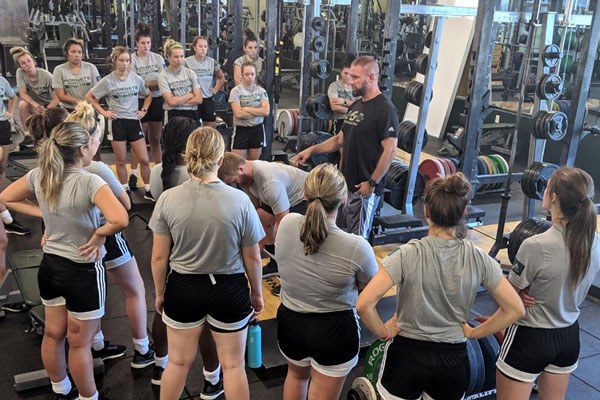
top-left (306, 94), bottom-right (333, 120)
top-left (532, 111), bottom-right (568, 142)
top-left (521, 161), bottom-right (558, 200)
top-left (309, 59), bottom-right (331, 80)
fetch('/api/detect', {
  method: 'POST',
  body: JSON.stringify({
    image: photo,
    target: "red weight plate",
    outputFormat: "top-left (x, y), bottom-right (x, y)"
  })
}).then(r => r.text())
top-left (418, 158), bottom-right (445, 182)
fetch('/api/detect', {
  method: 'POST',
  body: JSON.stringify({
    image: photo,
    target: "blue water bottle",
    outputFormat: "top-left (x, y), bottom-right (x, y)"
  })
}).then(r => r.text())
top-left (247, 320), bottom-right (262, 368)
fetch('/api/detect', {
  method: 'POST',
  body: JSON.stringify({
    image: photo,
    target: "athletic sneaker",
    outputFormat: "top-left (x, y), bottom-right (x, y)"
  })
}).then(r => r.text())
top-left (151, 365), bottom-right (164, 386)
top-left (19, 135), bottom-right (34, 149)
top-left (54, 386), bottom-right (78, 400)
top-left (0, 302), bottom-right (26, 313)
top-left (201, 376), bottom-right (224, 400)
top-left (262, 259), bottom-right (279, 278)
top-left (91, 341), bottom-right (127, 361)
top-left (271, 284), bottom-right (281, 297)
top-left (131, 348), bottom-right (155, 369)
top-left (128, 174), bottom-right (138, 190)
top-left (144, 191), bottom-right (155, 201)
top-left (4, 219), bottom-right (31, 235)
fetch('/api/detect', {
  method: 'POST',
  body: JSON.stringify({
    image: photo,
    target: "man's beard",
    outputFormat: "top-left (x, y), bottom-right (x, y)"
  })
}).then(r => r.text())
top-left (352, 83), bottom-right (366, 97)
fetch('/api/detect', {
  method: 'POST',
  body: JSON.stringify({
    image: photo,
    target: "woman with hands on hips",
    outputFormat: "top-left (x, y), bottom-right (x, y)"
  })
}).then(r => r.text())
top-left (0, 121), bottom-right (128, 400)
top-left (357, 173), bottom-right (524, 400)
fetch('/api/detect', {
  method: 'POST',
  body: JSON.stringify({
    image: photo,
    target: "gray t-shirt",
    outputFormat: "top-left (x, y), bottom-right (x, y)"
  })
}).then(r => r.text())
top-left (184, 55), bottom-right (220, 98)
top-left (16, 68), bottom-right (54, 106)
top-left (149, 163), bottom-right (190, 200)
top-left (327, 79), bottom-right (356, 121)
top-left (84, 161), bottom-right (124, 197)
top-left (157, 67), bottom-right (199, 111)
top-left (510, 224), bottom-right (600, 328)
top-left (276, 213), bottom-right (378, 313)
top-left (149, 179), bottom-right (265, 275)
top-left (0, 75), bottom-right (15, 122)
top-left (130, 51), bottom-right (165, 97)
top-left (248, 160), bottom-right (307, 214)
top-left (383, 236), bottom-right (504, 343)
top-left (27, 167), bottom-right (106, 263)
top-left (228, 84), bottom-right (268, 127)
top-left (52, 62), bottom-right (101, 109)
top-left (91, 71), bottom-right (148, 119)
top-left (234, 55), bottom-right (264, 81)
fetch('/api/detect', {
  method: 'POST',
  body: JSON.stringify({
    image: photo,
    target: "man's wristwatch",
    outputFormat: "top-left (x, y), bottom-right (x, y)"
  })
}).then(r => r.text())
top-left (368, 178), bottom-right (379, 187)
top-left (141, 108), bottom-right (147, 113)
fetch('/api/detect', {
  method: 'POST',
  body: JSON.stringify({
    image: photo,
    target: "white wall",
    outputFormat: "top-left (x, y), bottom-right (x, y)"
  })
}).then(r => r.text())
top-left (403, 0), bottom-right (478, 138)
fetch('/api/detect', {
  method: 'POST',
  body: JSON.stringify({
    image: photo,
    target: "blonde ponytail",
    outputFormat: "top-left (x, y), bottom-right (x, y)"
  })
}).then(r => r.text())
top-left (184, 127), bottom-right (224, 179)
top-left (300, 164), bottom-right (347, 254)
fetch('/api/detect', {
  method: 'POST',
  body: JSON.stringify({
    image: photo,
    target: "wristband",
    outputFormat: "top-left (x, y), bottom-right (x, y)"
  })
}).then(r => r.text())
top-left (381, 326), bottom-right (393, 341)
top-left (141, 108), bottom-right (147, 112)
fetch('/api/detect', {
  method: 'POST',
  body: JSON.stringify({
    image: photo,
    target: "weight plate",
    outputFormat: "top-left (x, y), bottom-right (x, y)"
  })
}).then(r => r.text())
top-left (311, 36), bottom-right (326, 53)
top-left (415, 53), bottom-right (429, 75)
top-left (425, 31), bottom-right (432, 48)
top-left (481, 156), bottom-right (496, 190)
top-left (521, 161), bottom-right (558, 200)
top-left (405, 81), bottom-right (424, 105)
top-left (466, 338), bottom-right (484, 395)
top-left (277, 110), bottom-right (293, 137)
top-left (541, 44), bottom-right (562, 68)
top-left (363, 339), bottom-right (387, 387)
top-left (508, 218), bottom-right (552, 264)
top-left (449, 158), bottom-right (460, 172)
top-left (476, 157), bottom-right (488, 191)
top-left (311, 16), bottom-right (325, 32)
top-left (439, 158), bottom-right (452, 177)
top-left (536, 74), bottom-right (563, 101)
top-left (309, 59), bottom-right (331, 80)
top-left (398, 120), bottom-right (428, 153)
top-left (418, 159), bottom-right (445, 182)
top-left (546, 112), bottom-right (569, 142)
top-left (488, 154), bottom-right (508, 174)
top-left (470, 320), bottom-right (501, 392)
top-left (486, 155), bottom-right (503, 190)
top-left (349, 377), bottom-right (378, 400)
top-left (306, 94), bottom-right (333, 120)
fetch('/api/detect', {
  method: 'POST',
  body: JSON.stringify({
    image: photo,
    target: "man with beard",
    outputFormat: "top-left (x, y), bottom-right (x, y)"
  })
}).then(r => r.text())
top-left (218, 152), bottom-right (308, 283)
top-left (291, 56), bottom-right (399, 239)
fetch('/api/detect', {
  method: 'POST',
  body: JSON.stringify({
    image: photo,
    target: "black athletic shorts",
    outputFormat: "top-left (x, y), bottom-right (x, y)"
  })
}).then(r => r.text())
top-left (107, 118), bottom-right (145, 143)
top-left (259, 201), bottom-right (308, 216)
top-left (497, 322), bottom-right (580, 382)
top-left (167, 109), bottom-right (198, 122)
top-left (232, 124), bottom-right (265, 150)
top-left (378, 336), bottom-right (468, 400)
top-left (38, 252), bottom-right (106, 320)
top-left (277, 304), bottom-right (360, 377)
top-left (197, 97), bottom-right (216, 123)
top-left (139, 97), bottom-right (164, 123)
top-left (162, 270), bottom-right (253, 332)
top-left (0, 120), bottom-right (12, 145)
top-left (103, 232), bottom-right (133, 270)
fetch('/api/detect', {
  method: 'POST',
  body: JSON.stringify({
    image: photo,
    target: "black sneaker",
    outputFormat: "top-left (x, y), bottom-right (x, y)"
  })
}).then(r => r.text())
top-left (19, 135), bottom-right (34, 149)
top-left (128, 174), bottom-right (138, 190)
top-left (91, 341), bottom-right (127, 361)
top-left (0, 302), bottom-right (26, 312)
top-left (201, 376), bottom-right (224, 400)
top-left (4, 219), bottom-right (31, 235)
top-left (151, 365), bottom-right (164, 386)
top-left (271, 284), bottom-right (281, 297)
top-left (54, 386), bottom-right (78, 400)
top-left (144, 190), bottom-right (155, 201)
top-left (131, 348), bottom-right (155, 369)
top-left (262, 259), bottom-right (279, 278)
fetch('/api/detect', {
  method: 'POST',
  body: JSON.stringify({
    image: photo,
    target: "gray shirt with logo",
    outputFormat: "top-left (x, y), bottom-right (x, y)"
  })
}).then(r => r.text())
top-left (276, 213), bottom-right (378, 313)
top-left (228, 84), bottom-right (268, 127)
top-left (383, 236), bottom-right (504, 343)
top-left (157, 67), bottom-right (200, 111)
top-left (327, 79), bottom-right (356, 120)
top-left (149, 163), bottom-right (190, 200)
top-left (27, 167), bottom-right (106, 263)
top-left (149, 180), bottom-right (265, 275)
top-left (16, 68), bottom-right (54, 106)
top-left (248, 160), bottom-right (307, 214)
top-left (234, 55), bottom-right (264, 81)
top-left (52, 62), bottom-right (100, 109)
top-left (184, 55), bottom-right (220, 98)
top-left (0, 75), bottom-right (15, 121)
top-left (91, 71), bottom-right (148, 119)
top-left (510, 224), bottom-right (600, 328)
top-left (131, 52), bottom-right (165, 97)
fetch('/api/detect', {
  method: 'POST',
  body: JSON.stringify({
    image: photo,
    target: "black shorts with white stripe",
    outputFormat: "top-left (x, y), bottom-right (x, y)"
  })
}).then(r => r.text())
top-left (232, 124), bottom-right (265, 150)
top-left (38, 253), bottom-right (106, 320)
top-left (162, 270), bottom-right (253, 332)
top-left (107, 118), bottom-right (145, 143)
top-left (496, 322), bottom-right (580, 382)
top-left (103, 232), bottom-right (133, 270)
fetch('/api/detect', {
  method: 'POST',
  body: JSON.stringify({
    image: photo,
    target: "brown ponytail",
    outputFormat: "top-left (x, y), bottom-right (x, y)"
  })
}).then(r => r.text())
top-left (300, 164), bottom-right (347, 254)
top-left (25, 107), bottom-right (69, 145)
top-left (423, 172), bottom-right (472, 239)
top-left (547, 167), bottom-right (597, 291)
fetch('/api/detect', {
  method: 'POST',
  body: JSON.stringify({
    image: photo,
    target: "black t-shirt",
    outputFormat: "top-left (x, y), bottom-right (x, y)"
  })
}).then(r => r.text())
top-left (341, 94), bottom-right (400, 194)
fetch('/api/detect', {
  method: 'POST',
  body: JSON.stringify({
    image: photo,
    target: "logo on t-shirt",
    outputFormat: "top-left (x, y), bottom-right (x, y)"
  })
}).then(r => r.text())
top-left (388, 126), bottom-right (395, 132)
top-left (512, 261), bottom-right (525, 276)
top-left (344, 110), bottom-right (364, 126)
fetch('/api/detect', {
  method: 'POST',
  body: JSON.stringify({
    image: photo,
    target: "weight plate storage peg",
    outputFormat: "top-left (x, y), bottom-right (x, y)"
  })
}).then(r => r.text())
top-left (306, 94), bottom-right (333, 120)
top-left (309, 59), bottom-right (331, 80)
top-left (311, 16), bottom-right (325, 32)
top-left (415, 53), bottom-right (429, 75)
top-left (542, 44), bottom-right (562, 68)
top-left (311, 36), bottom-right (326, 53)
top-left (521, 161), bottom-right (558, 200)
top-left (536, 74), bottom-right (563, 101)
top-left (405, 81), bottom-right (432, 106)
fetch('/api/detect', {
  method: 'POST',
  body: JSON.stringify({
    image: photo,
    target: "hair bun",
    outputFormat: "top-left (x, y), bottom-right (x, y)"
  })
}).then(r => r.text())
top-left (135, 22), bottom-right (152, 35)
top-left (444, 174), bottom-right (471, 197)
top-left (9, 46), bottom-right (25, 56)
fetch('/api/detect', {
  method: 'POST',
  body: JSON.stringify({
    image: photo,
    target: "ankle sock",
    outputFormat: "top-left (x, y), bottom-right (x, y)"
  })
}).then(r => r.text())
top-left (78, 391), bottom-right (98, 400)
top-left (154, 354), bottom-right (168, 369)
top-left (130, 169), bottom-right (138, 177)
top-left (203, 365), bottom-right (221, 385)
top-left (0, 210), bottom-right (13, 224)
top-left (133, 336), bottom-right (150, 354)
top-left (51, 376), bottom-right (72, 395)
top-left (92, 331), bottom-right (104, 351)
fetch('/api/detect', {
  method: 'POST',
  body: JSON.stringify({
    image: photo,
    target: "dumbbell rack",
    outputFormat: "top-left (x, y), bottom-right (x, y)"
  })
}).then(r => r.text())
top-left (202, 0), bottom-right (221, 61)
